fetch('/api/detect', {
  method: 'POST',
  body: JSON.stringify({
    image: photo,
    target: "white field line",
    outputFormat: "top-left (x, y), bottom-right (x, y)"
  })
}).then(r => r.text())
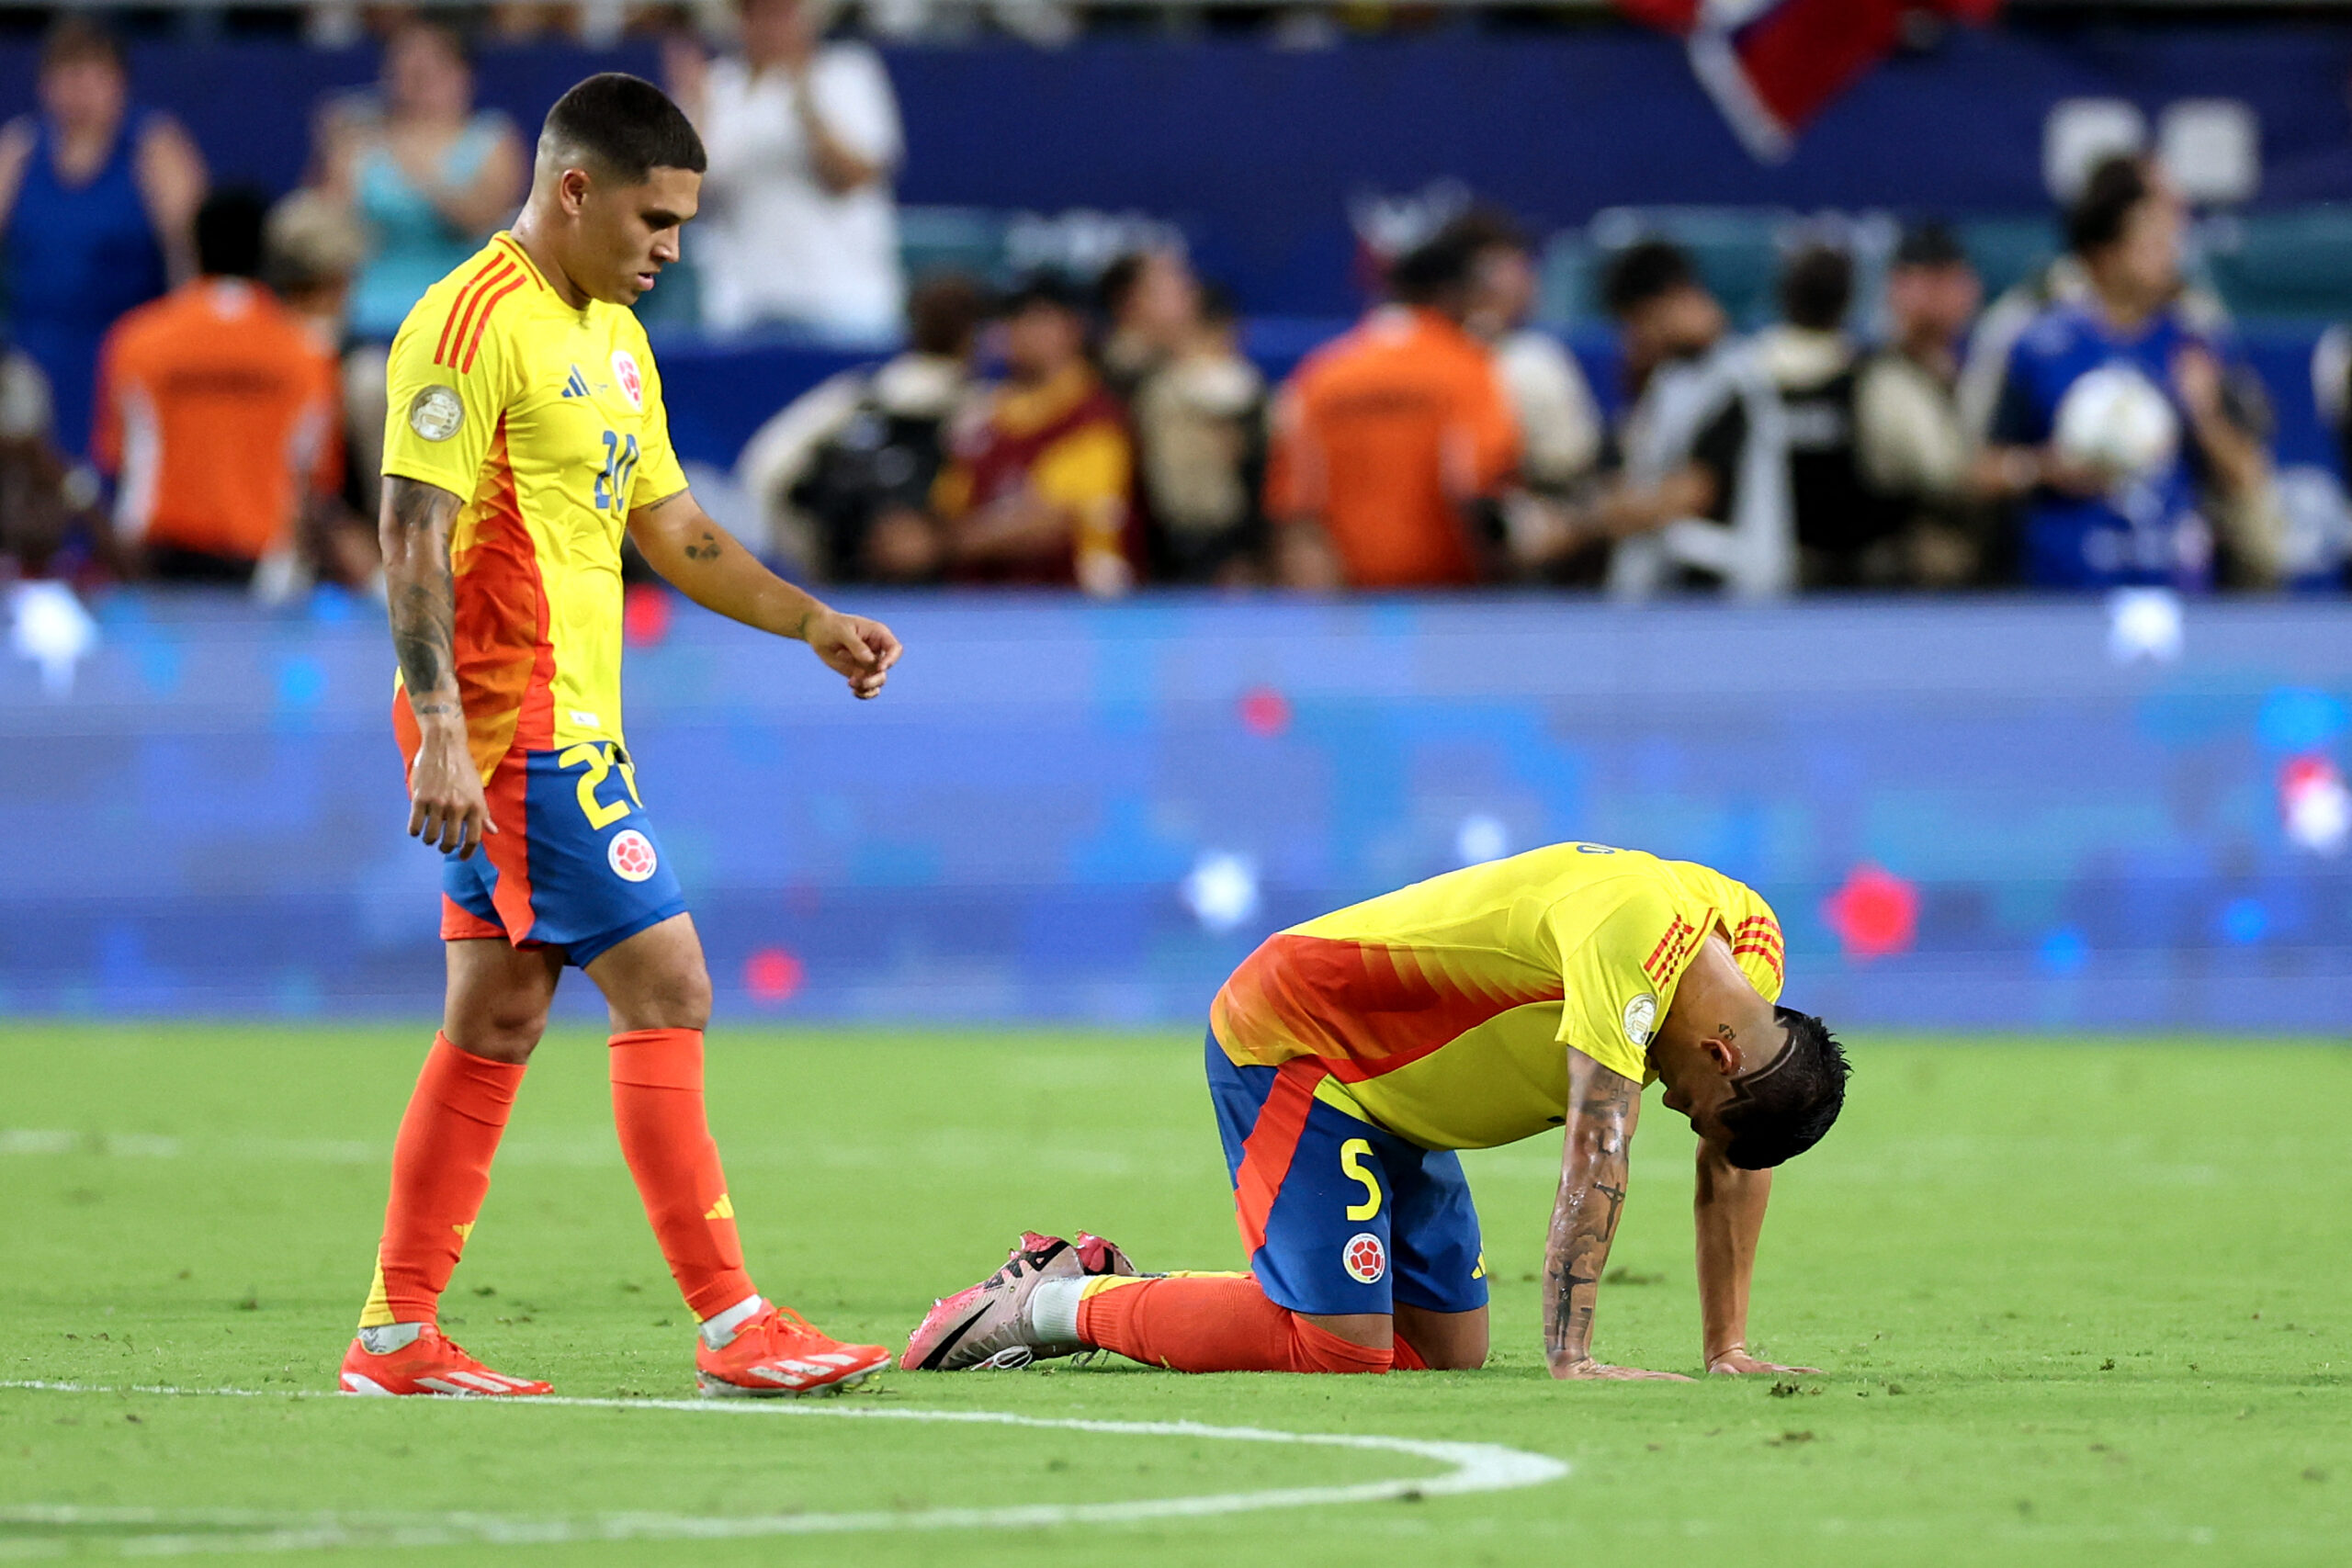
top-left (0, 1381), bottom-right (1568, 1555)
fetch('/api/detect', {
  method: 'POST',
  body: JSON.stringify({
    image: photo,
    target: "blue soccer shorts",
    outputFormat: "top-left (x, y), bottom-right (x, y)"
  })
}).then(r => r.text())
top-left (438, 741), bottom-right (687, 968)
top-left (1204, 1033), bottom-right (1487, 1319)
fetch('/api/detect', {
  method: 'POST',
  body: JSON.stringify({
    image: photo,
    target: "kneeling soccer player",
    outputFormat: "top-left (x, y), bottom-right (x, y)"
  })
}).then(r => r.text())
top-left (905, 842), bottom-right (1849, 1380)
top-left (339, 75), bottom-right (902, 1400)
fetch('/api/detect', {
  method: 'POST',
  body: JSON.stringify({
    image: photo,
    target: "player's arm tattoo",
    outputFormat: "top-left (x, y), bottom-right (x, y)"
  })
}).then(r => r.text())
top-left (1544, 1059), bottom-right (1639, 1369)
top-left (628, 491), bottom-right (832, 643)
top-left (380, 476), bottom-right (464, 721)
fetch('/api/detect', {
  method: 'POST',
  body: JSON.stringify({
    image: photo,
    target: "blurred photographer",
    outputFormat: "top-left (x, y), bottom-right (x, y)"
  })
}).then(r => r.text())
top-left (1131, 284), bottom-right (1268, 585)
top-left (1454, 209), bottom-right (1602, 511)
top-left (1848, 223), bottom-right (1994, 589)
top-left (736, 273), bottom-right (989, 583)
top-left (0, 342), bottom-right (106, 581)
top-left (1562, 240), bottom-right (1793, 599)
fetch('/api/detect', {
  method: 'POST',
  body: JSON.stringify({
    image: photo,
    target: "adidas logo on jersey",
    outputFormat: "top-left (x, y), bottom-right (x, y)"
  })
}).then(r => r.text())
top-left (560, 366), bottom-right (591, 399)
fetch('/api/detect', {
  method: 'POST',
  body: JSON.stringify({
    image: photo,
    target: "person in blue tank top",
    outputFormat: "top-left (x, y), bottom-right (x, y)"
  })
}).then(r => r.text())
top-left (317, 17), bottom-right (523, 523)
top-left (321, 19), bottom-right (525, 344)
top-left (0, 17), bottom-right (207, 461)
top-left (1985, 156), bottom-right (2269, 591)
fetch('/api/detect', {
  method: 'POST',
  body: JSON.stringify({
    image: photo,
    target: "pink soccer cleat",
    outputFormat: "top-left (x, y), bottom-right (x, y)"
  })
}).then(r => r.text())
top-left (901, 1231), bottom-right (1137, 1372)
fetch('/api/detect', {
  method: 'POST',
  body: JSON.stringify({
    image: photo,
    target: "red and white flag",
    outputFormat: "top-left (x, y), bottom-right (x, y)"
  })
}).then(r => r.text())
top-left (1619, 0), bottom-right (2003, 164)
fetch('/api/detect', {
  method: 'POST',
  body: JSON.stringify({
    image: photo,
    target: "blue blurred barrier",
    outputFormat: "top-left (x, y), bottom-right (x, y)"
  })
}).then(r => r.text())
top-left (2, 592), bottom-right (2346, 1033)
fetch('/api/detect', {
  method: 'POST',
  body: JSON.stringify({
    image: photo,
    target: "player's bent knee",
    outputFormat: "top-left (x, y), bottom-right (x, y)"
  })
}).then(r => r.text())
top-left (444, 998), bottom-right (552, 1064)
top-left (608, 967), bottom-right (710, 1032)
top-left (445, 1020), bottom-right (544, 1064)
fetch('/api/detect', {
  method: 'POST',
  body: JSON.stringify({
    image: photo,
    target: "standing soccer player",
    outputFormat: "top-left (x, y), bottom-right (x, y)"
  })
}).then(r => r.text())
top-left (906, 842), bottom-right (1848, 1380)
top-left (339, 74), bottom-right (902, 1399)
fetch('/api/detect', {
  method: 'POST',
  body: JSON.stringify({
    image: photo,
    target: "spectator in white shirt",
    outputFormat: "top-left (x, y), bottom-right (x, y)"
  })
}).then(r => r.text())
top-left (673, 0), bottom-right (906, 341)
top-left (1454, 209), bottom-right (1601, 499)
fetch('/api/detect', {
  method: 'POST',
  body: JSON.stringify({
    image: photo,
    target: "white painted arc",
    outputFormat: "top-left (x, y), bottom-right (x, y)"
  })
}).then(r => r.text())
top-left (0, 1381), bottom-right (1569, 1552)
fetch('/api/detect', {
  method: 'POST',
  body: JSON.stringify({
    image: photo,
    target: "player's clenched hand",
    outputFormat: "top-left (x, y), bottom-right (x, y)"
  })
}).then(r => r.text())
top-left (407, 729), bottom-right (495, 860)
top-left (804, 609), bottom-right (902, 700)
top-left (1706, 1349), bottom-right (1821, 1377)
top-left (1549, 1358), bottom-right (1693, 1382)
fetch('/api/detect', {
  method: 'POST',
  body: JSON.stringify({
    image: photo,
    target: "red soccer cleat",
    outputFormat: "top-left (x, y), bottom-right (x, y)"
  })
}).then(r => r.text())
top-left (338, 1327), bottom-right (552, 1397)
top-left (695, 1303), bottom-right (891, 1397)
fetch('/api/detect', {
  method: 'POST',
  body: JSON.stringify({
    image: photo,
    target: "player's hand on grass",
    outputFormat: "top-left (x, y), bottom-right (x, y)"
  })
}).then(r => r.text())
top-left (804, 608), bottom-right (902, 700)
top-left (406, 728), bottom-right (494, 860)
top-left (1706, 1348), bottom-right (1822, 1377)
top-left (1548, 1358), bottom-right (1693, 1382)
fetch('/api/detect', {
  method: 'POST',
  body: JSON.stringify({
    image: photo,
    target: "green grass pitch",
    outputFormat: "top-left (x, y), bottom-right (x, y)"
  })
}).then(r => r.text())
top-left (3, 1023), bottom-right (2348, 1566)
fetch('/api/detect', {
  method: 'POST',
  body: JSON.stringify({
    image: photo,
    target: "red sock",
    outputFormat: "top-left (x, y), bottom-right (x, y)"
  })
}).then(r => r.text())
top-left (1076, 1274), bottom-right (1392, 1373)
top-left (609, 1028), bottom-right (755, 1320)
top-left (1389, 1336), bottom-right (1430, 1371)
top-left (360, 1033), bottom-right (525, 1327)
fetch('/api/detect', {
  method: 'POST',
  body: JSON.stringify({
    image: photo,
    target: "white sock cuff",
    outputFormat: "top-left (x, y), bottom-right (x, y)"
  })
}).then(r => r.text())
top-left (357, 1323), bottom-right (426, 1355)
top-left (699, 1293), bottom-right (765, 1349)
top-left (1028, 1277), bottom-right (1086, 1348)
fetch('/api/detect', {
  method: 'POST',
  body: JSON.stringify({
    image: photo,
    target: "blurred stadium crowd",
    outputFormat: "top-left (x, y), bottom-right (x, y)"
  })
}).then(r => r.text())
top-left (3, 2), bottom-right (2349, 601)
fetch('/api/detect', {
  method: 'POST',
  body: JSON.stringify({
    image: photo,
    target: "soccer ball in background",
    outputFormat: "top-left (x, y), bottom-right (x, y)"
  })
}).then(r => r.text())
top-left (2053, 364), bottom-right (2181, 484)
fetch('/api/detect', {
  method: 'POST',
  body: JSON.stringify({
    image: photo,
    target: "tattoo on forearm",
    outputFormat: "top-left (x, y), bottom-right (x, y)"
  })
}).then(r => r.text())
top-left (684, 529), bottom-right (723, 562)
top-left (392, 582), bottom-right (449, 694)
top-left (383, 479), bottom-right (460, 705)
top-left (1545, 1073), bottom-right (1637, 1362)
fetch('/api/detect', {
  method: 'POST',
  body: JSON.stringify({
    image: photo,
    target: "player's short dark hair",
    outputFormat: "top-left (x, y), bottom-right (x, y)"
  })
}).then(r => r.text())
top-left (2067, 154), bottom-right (2153, 258)
top-left (1388, 223), bottom-right (1487, 307)
top-left (542, 73), bottom-right (707, 184)
top-left (1601, 238), bottom-right (1697, 319)
top-left (1719, 1008), bottom-right (1850, 1170)
top-left (1779, 243), bottom-right (1852, 331)
top-left (195, 187), bottom-right (269, 280)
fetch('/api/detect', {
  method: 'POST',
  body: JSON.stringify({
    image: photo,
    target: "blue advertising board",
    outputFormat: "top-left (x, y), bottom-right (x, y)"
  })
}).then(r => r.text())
top-left (1, 592), bottom-right (2345, 1033)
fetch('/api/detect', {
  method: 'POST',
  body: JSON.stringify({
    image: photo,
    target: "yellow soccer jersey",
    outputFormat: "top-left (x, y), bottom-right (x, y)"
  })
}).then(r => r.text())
top-left (381, 233), bottom-right (688, 775)
top-left (1209, 843), bottom-right (1786, 1151)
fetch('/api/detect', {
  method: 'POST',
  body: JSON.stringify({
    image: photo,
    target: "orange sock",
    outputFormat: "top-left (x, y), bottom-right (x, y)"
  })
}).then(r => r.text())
top-left (1075, 1274), bottom-right (1392, 1373)
top-left (1389, 1335), bottom-right (1430, 1371)
top-left (608, 1028), bottom-right (755, 1320)
top-left (359, 1033), bottom-right (525, 1327)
